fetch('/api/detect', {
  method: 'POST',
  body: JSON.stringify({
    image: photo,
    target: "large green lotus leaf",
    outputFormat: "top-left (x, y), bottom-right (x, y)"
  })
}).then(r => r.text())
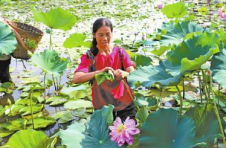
top-left (126, 50), bottom-right (152, 67)
top-left (167, 33), bottom-right (220, 73)
top-left (128, 64), bottom-right (182, 89)
top-left (58, 105), bottom-right (119, 148)
top-left (0, 118), bottom-right (26, 132)
top-left (63, 33), bottom-right (91, 48)
top-left (64, 100), bottom-right (93, 110)
top-left (151, 46), bottom-right (170, 56)
top-left (135, 106), bottom-right (149, 123)
top-left (95, 71), bottom-right (114, 85)
top-left (184, 105), bottom-right (222, 147)
top-left (31, 49), bottom-right (69, 76)
top-left (32, 7), bottom-right (77, 31)
top-left (5, 129), bottom-right (57, 148)
top-left (60, 85), bottom-right (90, 99)
top-left (161, 2), bottom-right (188, 19)
top-left (0, 21), bottom-right (17, 56)
top-left (19, 104), bottom-right (44, 116)
top-left (215, 29), bottom-right (226, 46)
top-left (210, 48), bottom-right (226, 89)
top-left (159, 60), bottom-right (181, 76)
top-left (27, 117), bottom-right (56, 129)
top-left (139, 108), bottom-right (196, 148)
top-left (160, 21), bottom-right (207, 46)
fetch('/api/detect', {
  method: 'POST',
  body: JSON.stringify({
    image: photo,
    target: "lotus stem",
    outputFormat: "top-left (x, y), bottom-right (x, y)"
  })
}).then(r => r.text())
top-left (160, 87), bottom-right (162, 104)
top-left (52, 74), bottom-right (57, 91)
top-left (197, 71), bottom-right (203, 103)
top-left (28, 88), bottom-right (35, 129)
top-left (121, 80), bottom-right (145, 121)
top-left (176, 85), bottom-right (183, 117)
top-left (183, 78), bottom-right (185, 101)
top-left (209, 72), bottom-right (226, 147)
top-left (201, 70), bottom-right (209, 102)
top-left (44, 73), bottom-right (47, 99)
top-left (49, 28), bottom-right (53, 50)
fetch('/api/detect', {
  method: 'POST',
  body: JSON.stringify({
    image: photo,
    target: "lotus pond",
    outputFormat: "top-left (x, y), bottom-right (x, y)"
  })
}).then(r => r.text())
top-left (1, 0), bottom-right (226, 147)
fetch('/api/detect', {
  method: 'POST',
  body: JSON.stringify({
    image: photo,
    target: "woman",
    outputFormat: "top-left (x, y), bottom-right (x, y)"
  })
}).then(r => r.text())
top-left (73, 18), bottom-right (136, 121)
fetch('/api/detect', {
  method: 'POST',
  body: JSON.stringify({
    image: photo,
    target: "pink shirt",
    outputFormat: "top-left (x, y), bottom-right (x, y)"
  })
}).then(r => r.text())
top-left (75, 46), bottom-right (134, 110)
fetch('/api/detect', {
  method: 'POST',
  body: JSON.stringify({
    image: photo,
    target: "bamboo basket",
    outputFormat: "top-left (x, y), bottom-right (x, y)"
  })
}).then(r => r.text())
top-left (8, 21), bottom-right (43, 60)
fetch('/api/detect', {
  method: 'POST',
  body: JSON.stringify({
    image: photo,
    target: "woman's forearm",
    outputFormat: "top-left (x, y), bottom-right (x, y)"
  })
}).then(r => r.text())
top-left (73, 67), bottom-right (115, 84)
top-left (73, 71), bottom-right (100, 84)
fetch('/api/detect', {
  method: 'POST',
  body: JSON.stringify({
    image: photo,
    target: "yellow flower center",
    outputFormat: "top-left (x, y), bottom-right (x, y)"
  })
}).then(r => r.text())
top-left (117, 124), bottom-right (127, 134)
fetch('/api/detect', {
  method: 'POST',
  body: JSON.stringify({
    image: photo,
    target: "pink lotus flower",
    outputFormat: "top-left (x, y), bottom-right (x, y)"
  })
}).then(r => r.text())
top-left (218, 8), bottom-right (226, 20)
top-left (109, 117), bottom-right (140, 147)
top-left (157, 4), bottom-right (163, 9)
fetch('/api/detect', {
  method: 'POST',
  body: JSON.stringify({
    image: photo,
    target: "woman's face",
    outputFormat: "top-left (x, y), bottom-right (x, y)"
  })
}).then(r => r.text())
top-left (94, 26), bottom-right (112, 50)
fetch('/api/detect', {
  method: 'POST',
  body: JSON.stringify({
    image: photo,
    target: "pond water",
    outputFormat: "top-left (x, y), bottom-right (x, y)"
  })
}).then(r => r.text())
top-left (1, 0), bottom-right (226, 147)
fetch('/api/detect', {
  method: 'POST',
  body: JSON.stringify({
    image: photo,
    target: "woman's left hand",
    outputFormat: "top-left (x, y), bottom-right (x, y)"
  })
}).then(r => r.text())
top-left (114, 69), bottom-right (128, 80)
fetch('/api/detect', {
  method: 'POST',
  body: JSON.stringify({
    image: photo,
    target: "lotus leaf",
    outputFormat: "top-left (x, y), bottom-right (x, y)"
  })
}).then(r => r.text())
top-left (15, 98), bottom-right (37, 105)
top-left (5, 104), bottom-right (25, 116)
top-left (19, 104), bottom-right (44, 116)
top-left (160, 21), bottom-right (207, 46)
top-left (161, 2), bottom-right (188, 19)
top-left (167, 33), bottom-right (220, 73)
top-left (52, 111), bottom-right (69, 120)
top-left (139, 108), bottom-right (196, 148)
top-left (27, 117), bottom-right (56, 129)
top-left (60, 85), bottom-right (90, 99)
top-left (185, 105), bottom-right (223, 147)
top-left (58, 112), bottom-right (75, 124)
top-left (210, 48), bottom-right (226, 89)
top-left (0, 21), bottom-right (17, 56)
top-left (0, 118), bottom-right (26, 132)
top-left (32, 7), bottom-right (77, 31)
top-left (31, 49), bottom-right (69, 76)
top-left (151, 46), bottom-right (170, 56)
top-left (0, 105), bottom-right (5, 117)
top-left (63, 33), bottom-right (91, 48)
top-left (127, 50), bottom-right (152, 67)
top-left (95, 71), bottom-right (114, 85)
top-left (46, 96), bottom-right (68, 106)
top-left (23, 112), bottom-right (44, 120)
top-left (58, 105), bottom-right (119, 148)
top-left (5, 129), bottom-right (57, 148)
top-left (128, 64), bottom-right (182, 89)
top-left (64, 100), bottom-right (93, 110)
top-left (0, 130), bottom-right (14, 138)
top-left (198, 7), bottom-right (208, 15)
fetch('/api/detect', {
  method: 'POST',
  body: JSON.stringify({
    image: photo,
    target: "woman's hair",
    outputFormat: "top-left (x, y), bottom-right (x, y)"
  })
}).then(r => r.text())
top-left (90, 18), bottom-right (113, 56)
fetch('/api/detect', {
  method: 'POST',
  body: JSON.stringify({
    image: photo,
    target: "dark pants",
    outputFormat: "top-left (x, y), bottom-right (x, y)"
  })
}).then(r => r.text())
top-left (0, 58), bottom-right (11, 83)
top-left (113, 101), bottom-right (136, 122)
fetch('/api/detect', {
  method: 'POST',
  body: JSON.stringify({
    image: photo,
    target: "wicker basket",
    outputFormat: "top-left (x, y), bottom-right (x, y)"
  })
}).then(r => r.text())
top-left (8, 21), bottom-right (43, 60)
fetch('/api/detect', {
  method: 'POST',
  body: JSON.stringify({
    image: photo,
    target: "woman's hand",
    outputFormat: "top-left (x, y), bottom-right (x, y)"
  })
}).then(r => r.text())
top-left (114, 69), bottom-right (129, 80)
top-left (99, 67), bottom-right (115, 73)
